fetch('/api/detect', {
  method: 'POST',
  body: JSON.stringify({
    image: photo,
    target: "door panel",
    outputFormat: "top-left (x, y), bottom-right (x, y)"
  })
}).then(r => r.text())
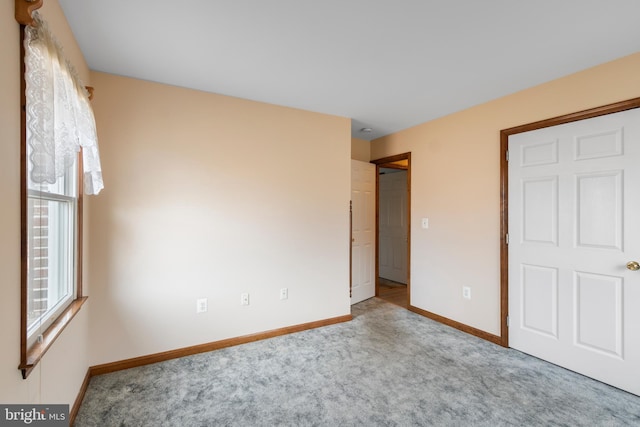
top-left (509, 108), bottom-right (640, 396)
top-left (351, 160), bottom-right (376, 304)
top-left (521, 264), bottom-right (558, 338)
top-left (576, 171), bottom-right (622, 249)
top-left (522, 176), bottom-right (558, 245)
top-left (574, 271), bottom-right (623, 358)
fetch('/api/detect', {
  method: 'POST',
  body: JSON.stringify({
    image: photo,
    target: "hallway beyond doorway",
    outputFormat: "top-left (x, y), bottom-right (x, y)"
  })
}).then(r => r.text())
top-left (378, 277), bottom-right (407, 308)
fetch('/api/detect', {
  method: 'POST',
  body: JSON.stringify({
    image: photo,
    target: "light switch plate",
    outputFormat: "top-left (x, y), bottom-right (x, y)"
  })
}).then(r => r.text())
top-left (196, 298), bottom-right (208, 313)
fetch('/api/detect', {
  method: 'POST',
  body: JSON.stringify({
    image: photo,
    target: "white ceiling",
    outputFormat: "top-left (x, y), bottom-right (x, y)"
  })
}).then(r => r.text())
top-left (58, 0), bottom-right (640, 141)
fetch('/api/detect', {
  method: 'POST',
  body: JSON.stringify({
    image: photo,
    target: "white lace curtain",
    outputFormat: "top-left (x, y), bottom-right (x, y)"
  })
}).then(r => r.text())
top-left (24, 12), bottom-right (103, 195)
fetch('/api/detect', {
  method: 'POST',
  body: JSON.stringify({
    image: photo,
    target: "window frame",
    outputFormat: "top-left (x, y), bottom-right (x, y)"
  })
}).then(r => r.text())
top-left (18, 22), bottom-right (87, 380)
top-left (25, 160), bottom-right (78, 347)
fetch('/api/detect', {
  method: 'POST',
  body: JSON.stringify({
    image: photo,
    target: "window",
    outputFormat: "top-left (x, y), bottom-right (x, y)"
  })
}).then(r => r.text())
top-left (17, 5), bottom-right (103, 378)
top-left (26, 150), bottom-right (78, 348)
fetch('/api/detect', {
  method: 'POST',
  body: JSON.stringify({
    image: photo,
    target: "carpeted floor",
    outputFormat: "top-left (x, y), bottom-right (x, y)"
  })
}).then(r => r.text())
top-left (75, 298), bottom-right (640, 426)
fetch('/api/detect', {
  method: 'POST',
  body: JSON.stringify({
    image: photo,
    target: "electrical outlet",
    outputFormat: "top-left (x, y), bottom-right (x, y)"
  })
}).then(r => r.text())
top-left (280, 288), bottom-right (288, 300)
top-left (462, 286), bottom-right (471, 300)
top-left (196, 298), bottom-right (208, 313)
top-left (241, 293), bottom-right (250, 306)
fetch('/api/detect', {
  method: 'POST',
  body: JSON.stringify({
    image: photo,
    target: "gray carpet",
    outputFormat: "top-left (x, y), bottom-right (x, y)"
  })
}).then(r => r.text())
top-left (75, 298), bottom-right (640, 426)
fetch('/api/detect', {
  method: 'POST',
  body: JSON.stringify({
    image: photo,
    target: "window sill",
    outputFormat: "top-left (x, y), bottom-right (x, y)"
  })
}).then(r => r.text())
top-left (19, 296), bottom-right (88, 379)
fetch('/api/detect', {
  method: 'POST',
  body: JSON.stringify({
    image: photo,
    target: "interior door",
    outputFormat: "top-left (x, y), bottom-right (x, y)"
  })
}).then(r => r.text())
top-left (508, 108), bottom-right (640, 396)
top-left (351, 160), bottom-right (376, 304)
top-left (379, 170), bottom-right (408, 284)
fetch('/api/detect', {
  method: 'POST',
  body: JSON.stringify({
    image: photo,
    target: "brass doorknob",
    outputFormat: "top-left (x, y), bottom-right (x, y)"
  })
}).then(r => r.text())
top-left (627, 261), bottom-right (640, 271)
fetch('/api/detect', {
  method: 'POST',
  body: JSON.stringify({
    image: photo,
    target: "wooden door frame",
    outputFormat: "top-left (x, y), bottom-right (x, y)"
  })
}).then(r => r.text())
top-left (371, 153), bottom-right (411, 306)
top-left (499, 97), bottom-right (640, 347)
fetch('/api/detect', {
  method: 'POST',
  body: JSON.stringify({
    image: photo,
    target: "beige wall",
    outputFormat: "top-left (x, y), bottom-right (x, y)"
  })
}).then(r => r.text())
top-left (0, 0), bottom-right (91, 407)
top-left (87, 72), bottom-right (351, 365)
top-left (351, 137), bottom-right (370, 161)
top-left (372, 52), bottom-right (640, 335)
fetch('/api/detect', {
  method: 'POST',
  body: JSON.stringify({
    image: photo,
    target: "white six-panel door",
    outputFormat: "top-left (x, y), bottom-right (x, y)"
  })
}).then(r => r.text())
top-left (508, 108), bottom-right (640, 396)
top-left (379, 171), bottom-right (408, 284)
top-left (351, 160), bottom-right (376, 304)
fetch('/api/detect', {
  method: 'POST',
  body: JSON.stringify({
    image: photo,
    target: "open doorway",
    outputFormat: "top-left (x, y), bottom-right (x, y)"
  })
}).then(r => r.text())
top-left (372, 153), bottom-right (411, 309)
